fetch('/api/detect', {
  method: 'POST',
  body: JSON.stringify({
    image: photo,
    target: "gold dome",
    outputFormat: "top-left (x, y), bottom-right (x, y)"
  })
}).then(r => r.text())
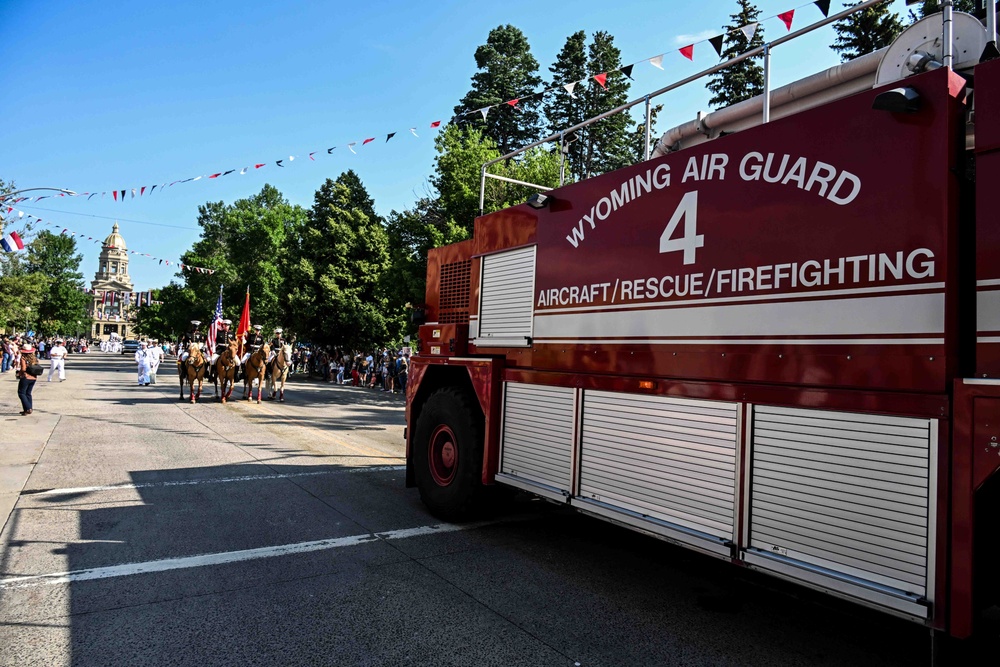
top-left (103, 222), bottom-right (126, 250)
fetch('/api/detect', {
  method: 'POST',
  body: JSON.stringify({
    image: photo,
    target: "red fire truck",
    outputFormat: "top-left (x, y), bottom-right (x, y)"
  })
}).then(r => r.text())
top-left (406, 4), bottom-right (999, 640)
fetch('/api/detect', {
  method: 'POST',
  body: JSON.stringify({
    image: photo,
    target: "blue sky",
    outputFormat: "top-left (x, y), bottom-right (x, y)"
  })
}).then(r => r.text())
top-left (1, 0), bottom-right (914, 293)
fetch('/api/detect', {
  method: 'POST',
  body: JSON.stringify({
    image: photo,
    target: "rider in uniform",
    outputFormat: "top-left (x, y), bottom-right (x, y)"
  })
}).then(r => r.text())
top-left (179, 321), bottom-right (205, 363)
top-left (267, 327), bottom-right (287, 364)
top-left (241, 324), bottom-right (266, 365)
top-left (208, 319), bottom-right (237, 380)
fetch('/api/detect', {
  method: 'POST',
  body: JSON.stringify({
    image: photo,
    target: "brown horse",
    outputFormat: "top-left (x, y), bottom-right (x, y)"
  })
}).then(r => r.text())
top-left (266, 344), bottom-right (292, 402)
top-left (178, 343), bottom-right (207, 403)
top-left (213, 340), bottom-right (239, 403)
top-left (243, 343), bottom-right (270, 404)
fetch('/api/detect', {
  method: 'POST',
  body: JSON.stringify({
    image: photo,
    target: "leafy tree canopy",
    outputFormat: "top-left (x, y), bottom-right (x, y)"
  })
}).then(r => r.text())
top-left (25, 231), bottom-right (90, 336)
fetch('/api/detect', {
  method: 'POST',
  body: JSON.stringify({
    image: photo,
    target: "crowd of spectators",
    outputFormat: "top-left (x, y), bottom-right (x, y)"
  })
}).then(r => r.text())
top-left (3, 334), bottom-right (89, 373)
top-left (293, 346), bottom-right (410, 394)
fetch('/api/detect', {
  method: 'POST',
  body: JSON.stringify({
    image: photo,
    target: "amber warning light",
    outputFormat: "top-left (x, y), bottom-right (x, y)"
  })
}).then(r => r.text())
top-left (638, 380), bottom-right (656, 390)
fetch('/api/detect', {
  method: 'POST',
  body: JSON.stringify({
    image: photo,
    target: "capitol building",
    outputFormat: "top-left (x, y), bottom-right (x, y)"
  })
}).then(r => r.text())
top-left (87, 223), bottom-right (134, 341)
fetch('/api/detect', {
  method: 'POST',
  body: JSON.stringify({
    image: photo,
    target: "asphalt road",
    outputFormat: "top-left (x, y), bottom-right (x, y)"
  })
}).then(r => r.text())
top-left (0, 353), bottom-right (986, 666)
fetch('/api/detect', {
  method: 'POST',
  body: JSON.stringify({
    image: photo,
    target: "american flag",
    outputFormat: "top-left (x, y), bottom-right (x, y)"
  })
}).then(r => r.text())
top-left (207, 285), bottom-right (224, 351)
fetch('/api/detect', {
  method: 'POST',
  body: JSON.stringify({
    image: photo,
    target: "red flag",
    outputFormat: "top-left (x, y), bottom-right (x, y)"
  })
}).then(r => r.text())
top-left (255, 163), bottom-right (265, 169)
top-left (208, 173), bottom-right (222, 179)
top-left (140, 186), bottom-right (146, 196)
top-left (506, 98), bottom-right (519, 107)
top-left (593, 73), bottom-right (607, 89)
top-left (363, 137), bottom-right (375, 145)
top-left (112, 190), bottom-right (118, 201)
top-left (236, 287), bottom-right (251, 356)
top-left (430, 121), bottom-right (441, 128)
top-left (680, 44), bottom-right (694, 61)
top-left (778, 9), bottom-right (794, 31)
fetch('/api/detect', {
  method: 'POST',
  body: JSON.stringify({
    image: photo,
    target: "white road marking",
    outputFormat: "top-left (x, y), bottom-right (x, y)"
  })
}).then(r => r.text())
top-left (23, 466), bottom-right (406, 497)
top-left (0, 520), bottom-right (493, 590)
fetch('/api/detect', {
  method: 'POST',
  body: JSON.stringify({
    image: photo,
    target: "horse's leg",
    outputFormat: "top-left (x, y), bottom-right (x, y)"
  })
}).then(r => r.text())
top-left (179, 366), bottom-right (186, 400)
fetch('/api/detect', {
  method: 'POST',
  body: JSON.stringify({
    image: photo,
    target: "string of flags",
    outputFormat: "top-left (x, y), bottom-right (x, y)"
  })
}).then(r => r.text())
top-left (86, 289), bottom-right (164, 314)
top-left (8, 1), bottom-right (832, 205)
top-left (3, 208), bottom-right (218, 274)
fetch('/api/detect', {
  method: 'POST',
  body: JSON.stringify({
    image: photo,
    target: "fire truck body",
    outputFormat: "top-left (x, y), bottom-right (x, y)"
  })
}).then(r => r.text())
top-left (406, 13), bottom-right (1000, 639)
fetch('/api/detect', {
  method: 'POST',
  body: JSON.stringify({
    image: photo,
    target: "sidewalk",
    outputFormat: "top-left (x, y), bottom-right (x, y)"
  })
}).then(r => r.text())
top-left (0, 364), bottom-right (63, 535)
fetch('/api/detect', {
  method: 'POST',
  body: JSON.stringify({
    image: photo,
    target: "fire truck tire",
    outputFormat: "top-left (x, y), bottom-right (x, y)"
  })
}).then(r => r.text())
top-left (413, 387), bottom-right (484, 520)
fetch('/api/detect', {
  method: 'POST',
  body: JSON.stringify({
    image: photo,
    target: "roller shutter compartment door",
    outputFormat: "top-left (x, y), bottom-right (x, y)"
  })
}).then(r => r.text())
top-left (748, 405), bottom-right (934, 608)
top-left (500, 383), bottom-right (575, 494)
top-left (476, 246), bottom-right (535, 348)
top-left (579, 391), bottom-right (739, 540)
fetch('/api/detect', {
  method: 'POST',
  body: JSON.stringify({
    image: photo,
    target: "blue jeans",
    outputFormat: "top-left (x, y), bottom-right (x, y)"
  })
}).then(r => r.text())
top-left (17, 378), bottom-right (35, 412)
top-left (1, 352), bottom-right (10, 372)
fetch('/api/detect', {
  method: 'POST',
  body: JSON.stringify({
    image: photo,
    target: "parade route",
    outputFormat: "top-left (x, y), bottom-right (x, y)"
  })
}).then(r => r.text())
top-left (0, 353), bottom-right (985, 666)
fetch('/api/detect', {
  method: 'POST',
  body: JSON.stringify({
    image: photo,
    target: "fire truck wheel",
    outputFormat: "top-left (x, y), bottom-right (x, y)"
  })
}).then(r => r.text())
top-left (413, 387), bottom-right (484, 520)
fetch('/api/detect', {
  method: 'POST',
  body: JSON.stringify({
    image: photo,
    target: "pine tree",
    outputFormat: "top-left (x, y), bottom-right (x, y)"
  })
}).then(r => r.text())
top-left (706, 0), bottom-right (765, 109)
top-left (454, 25), bottom-right (543, 155)
top-left (909, 0), bottom-right (977, 22)
top-left (545, 31), bottom-right (588, 179)
top-left (832, 1), bottom-right (904, 62)
top-left (544, 30), bottom-right (634, 180)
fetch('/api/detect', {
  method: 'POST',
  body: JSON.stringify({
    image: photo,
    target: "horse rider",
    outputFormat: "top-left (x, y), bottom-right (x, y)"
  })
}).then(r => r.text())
top-left (267, 327), bottom-right (287, 364)
top-left (208, 319), bottom-right (238, 379)
top-left (241, 324), bottom-right (266, 365)
top-left (179, 320), bottom-right (206, 363)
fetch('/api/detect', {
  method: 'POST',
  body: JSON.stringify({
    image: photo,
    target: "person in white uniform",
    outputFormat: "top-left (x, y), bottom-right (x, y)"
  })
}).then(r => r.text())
top-left (146, 339), bottom-right (164, 384)
top-left (48, 338), bottom-right (68, 382)
top-left (135, 341), bottom-right (151, 386)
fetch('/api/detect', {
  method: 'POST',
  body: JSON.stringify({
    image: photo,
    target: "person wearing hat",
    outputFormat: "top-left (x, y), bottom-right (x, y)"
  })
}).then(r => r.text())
top-left (267, 327), bottom-right (287, 364)
top-left (208, 319), bottom-right (238, 380)
top-left (47, 338), bottom-right (68, 382)
top-left (179, 320), bottom-right (205, 363)
top-left (241, 324), bottom-right (266, 365)
top-left (15, 342), bottom-right (39, 415)
top-left (146, 339), bottom-right (164, 384)
top-left (135, 341), bottom-right (151, 386)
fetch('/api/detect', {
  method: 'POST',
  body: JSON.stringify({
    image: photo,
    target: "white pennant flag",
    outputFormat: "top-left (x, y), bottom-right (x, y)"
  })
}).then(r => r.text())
top-left (347, 142), bottom-right (357, 154)
top-left (479, 107), bottom-right (490, 120)
top-left (563, 82), bottom-right (577, 98)
top-left (740, 23), bottom-right (758, 42)
top-left (192, 176), bottom-right (202, 181)
top-left (17, 210), bottom-right (24, 218)
top-left (288, 155), bottom-right (295, 162)
top-left (649, 54), bottom-right (664, 70)
top-left (409, 128), bottom-right (419, 137)
top-left (240, 167), bottom-right (248, 175)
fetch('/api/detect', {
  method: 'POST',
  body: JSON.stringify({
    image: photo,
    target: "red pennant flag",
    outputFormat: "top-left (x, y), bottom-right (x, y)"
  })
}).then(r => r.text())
top-left (680, 44), bottom-right (694, 61)
top-left (506, 98), bottom-right (519, 107)
top-left (112, 190), bottom-right (118, 201)
top-left (140, 186), bottom-right (146, 196)
top-left (778, 9), bottom-right (794, 31)
top-left (363, 137), bottom-right (375, 145)
top-left (255, 163), bottom-right (265, 169)
top-left (208, 173), bottom-right (222, 179)
top-left (593, 73), bottom-right (608, 89)
top-left (430, 121), bottom-right (441, 128)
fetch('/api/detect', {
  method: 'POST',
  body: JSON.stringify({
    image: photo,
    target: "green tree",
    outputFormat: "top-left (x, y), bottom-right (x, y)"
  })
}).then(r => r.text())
top-left (545, 31), bottom-right (634, 180)
top-left (382, 198), bottom-right (469, 340)
top-left (706, 0), bottom-right (766, 109)
top-left (25, 231), bottom-right (89, 336)
top-left (909, 0), bottom-right (976, 22)
top-left (285, 177), bottom-right (390, 350)
top-left (455, 25), bottom-right (544, 155)
top-left (832, 1), bottom-right (904, 62)
top-left (432, 124), bottom-right (561, 234)
top-left (132, 284), bottom-right (196, 342)
top-left (179, 184), bottom-right (306, 332)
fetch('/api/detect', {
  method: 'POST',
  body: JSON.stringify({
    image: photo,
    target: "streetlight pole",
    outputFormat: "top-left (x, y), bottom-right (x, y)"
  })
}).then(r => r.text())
top-left (0, 187), bottom-right (77, 203)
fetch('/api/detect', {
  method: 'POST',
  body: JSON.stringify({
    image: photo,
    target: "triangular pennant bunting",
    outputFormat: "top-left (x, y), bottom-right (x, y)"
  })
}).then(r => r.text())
top-left (813, 0), bottom-right (830, 17)
top-left (740, 23), bottom-right (758, 42)
top-left (709, 35), bottom-right (725, 58)
top-left (680, 44), bottom-right (694, 61)
top-left (593, 73), bottom-right (607, 89)
top-left (506, 98), bottom-right (519, 107)
top-left (563, 82), bottom-right (577, 98)
top-left (778, 9), bottom-right (794, 31)
top-left (649, 54), bottom-right (664, 70)
top-left (479, 107), bottom-right (490, 120)
top-left (620, 64), bottom-right (634, 80)
top-left (363, 137), bottom-right (375, 145)
top-left (386, 132), bottom-right (395, 142)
